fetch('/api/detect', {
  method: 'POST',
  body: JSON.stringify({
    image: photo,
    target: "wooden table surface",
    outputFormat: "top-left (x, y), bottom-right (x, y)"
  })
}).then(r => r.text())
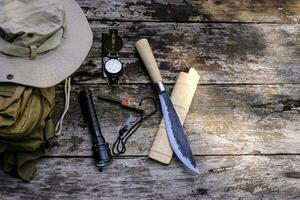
top-left (1, 1), bottom-right (300, 199)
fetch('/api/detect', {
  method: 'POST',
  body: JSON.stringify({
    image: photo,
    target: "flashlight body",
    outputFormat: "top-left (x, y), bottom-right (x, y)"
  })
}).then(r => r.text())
top-left (79, 89), bottom-right (113, 170)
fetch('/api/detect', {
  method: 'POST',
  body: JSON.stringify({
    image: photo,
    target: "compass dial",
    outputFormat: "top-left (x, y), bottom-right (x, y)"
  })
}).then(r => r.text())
top-left (105, 59), bottom-right (122, 74)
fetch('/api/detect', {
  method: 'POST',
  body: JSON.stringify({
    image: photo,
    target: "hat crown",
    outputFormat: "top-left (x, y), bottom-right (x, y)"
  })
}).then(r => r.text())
top-left (0, 0), bottom-right (64, 48)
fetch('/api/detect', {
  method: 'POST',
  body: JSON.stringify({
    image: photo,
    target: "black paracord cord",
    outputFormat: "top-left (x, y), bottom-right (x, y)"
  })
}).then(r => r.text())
top-left (112, 97), bottom-right (157, 155)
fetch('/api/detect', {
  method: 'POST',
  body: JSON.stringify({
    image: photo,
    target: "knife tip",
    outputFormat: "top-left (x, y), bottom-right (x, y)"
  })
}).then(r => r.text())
top-left (193, 167), bottom-right (200, 175)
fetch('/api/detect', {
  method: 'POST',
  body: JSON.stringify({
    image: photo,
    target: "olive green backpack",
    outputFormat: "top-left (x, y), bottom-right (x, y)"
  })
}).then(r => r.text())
top-left (0, 0), bottom-right (92, 181)
top-left (0, 84), bottom-right (56, 181)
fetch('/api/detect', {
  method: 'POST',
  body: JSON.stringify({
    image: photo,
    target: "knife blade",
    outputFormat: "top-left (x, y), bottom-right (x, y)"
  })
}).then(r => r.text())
top-left (159, 91), bottom-right (199, 174)
top-left (135, 38), bottom-right (199, 174)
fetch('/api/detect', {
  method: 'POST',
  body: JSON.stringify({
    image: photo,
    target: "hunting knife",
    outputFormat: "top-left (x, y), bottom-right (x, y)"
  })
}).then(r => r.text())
top-left (135, 39), bottom-right (199, 174)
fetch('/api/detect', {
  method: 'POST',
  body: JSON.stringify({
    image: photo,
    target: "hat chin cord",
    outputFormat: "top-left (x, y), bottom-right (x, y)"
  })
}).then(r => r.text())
top-left (55, 77), bottom-right (71, 136)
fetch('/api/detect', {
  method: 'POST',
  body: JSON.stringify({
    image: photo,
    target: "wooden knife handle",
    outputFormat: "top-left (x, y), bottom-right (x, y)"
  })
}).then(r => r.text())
top-left (135, 39), bottom-right (162, 84)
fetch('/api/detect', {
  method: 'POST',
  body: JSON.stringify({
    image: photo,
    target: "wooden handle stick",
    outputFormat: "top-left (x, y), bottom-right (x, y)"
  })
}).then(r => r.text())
top-left (148, 68), bottom-right (200, 164)
top-left (135, 39), bottom-right (162, 84)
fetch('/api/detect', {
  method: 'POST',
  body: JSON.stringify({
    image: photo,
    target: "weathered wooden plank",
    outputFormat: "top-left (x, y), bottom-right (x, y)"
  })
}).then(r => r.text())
top-left (0, 156), bottom-right (299, 199)
top-left (76, 0), bottom-right (300, 23)
top-left (49, 84), bottom-right (300, 156)
top-left (74, 22), bottom-right (300, 84)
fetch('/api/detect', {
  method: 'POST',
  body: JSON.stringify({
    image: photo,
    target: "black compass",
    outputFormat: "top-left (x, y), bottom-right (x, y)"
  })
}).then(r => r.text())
top-left (102, 30), bottom-right (123, 84)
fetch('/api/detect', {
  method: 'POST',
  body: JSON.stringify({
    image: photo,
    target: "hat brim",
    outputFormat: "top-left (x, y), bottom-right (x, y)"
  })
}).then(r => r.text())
top-left (0, 0), bottom-right (93, 88)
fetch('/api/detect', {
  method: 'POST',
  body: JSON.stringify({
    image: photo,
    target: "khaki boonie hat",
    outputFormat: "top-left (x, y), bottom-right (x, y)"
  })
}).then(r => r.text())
top-left (0, 0), bottom-right (93, 88)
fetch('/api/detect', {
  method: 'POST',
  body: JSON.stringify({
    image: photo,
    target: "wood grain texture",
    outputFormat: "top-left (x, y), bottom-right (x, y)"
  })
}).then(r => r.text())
top-left (0, 156), bottom-right (299, 200)
top-left (1, 1), bottom-right (299, 199)
top-left (77, 0), bottom-right (300, 23)
top-left (73, 22), bottom-right (300, 84)
top-left (48, 84), bottom-right (300, 156)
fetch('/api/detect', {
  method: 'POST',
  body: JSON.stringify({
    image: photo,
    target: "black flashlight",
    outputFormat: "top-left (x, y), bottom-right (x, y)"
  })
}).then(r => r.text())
top-left (79, 88), bottom-right (113, 171)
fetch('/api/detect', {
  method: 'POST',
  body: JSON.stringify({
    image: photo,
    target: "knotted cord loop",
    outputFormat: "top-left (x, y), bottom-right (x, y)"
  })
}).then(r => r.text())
top-left (112, 97), bottom-right (157, 155)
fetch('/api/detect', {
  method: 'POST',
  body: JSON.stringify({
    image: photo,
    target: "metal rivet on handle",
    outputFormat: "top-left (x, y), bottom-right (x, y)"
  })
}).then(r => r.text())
top-left (27, 33), bottom-right (34, 38)
top-left (7, 74), bottom-right (14, 80)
